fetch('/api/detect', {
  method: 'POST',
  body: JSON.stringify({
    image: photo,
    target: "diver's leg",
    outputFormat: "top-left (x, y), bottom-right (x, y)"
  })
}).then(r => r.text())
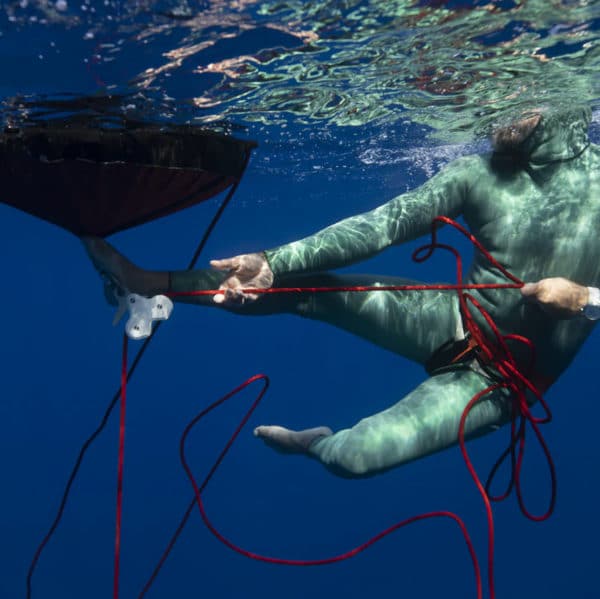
top-left (171, 271), bottom-right (459, 364)
top-left (83, 236), bottom-right (230, 301)
top-left (83, 238), bottom-right (459, 364)
top-left (82, 237), bottom-right (170, 296)
top-left (256, 368), bottom-right (512, 478)
top-left (266, 272), bottom-right (460, 364)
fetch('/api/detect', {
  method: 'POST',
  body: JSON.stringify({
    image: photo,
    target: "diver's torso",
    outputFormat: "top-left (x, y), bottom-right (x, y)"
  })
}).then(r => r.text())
top-left (461, 145), bottom-right (600, 378)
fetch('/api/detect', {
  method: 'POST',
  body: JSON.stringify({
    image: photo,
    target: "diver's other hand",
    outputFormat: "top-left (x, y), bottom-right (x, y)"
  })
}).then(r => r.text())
top-left (210, 252), bottom-right (274, 305)
top-left (520, 277), bottom-right (588, 318)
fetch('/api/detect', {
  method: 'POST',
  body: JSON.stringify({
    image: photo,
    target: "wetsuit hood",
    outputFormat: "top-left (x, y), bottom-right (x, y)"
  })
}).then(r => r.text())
top-left (519, 106), bottom-right (591, 165)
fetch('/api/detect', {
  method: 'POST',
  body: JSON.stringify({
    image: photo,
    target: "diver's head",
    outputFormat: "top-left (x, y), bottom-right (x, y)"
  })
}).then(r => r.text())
top-left (490, 105), bottom-right (591, 164)
top-left (491, 112), bottom-right (541, 153)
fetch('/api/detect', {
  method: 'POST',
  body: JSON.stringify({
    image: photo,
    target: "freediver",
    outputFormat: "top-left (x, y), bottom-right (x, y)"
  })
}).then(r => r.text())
top-left (84, 106), bottom-right (600, 478)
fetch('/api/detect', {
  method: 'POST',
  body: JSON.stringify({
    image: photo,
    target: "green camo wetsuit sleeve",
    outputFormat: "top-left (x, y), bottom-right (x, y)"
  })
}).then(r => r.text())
top-left (264, 158), bottom-right (473, 276)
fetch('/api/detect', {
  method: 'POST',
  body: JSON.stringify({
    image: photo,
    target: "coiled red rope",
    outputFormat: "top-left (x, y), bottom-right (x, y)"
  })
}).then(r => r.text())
top-left (113, 216), bottom-right (554, 599)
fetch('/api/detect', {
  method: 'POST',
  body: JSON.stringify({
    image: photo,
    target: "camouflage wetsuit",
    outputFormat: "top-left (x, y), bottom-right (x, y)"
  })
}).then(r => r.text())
top-left (173, 107), bottom-right (599, 477)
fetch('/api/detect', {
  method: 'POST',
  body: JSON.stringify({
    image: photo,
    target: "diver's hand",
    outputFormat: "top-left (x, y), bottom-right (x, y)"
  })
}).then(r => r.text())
top-left (520, 277), bottom-right (588, 318)
top-left (210, 252), bottom-right (274, 305)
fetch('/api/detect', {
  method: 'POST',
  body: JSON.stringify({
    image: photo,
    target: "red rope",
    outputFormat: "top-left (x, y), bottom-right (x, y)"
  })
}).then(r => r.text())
top-left (113, 334), bottom-right (129, 599)
top-left (421, 217), bottom-right (556, 596)
top-left (170, 282), bottom-right (520, 297)
top-left (136, 374), bottom-right (482, 598)
top-left (26, 155), bottom-right (254, 599)
top-left (129, 216), bottom-right (554, 599)
top-left (179, 376), bottom-right (483, 586)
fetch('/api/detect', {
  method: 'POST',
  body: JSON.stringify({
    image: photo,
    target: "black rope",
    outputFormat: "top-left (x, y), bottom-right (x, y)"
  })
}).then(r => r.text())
top-left (26, 148), bottom-right (253, 599)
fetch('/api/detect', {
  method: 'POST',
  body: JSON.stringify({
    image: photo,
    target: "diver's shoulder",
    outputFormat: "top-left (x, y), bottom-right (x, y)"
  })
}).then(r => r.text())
top-left (458, 153), bottom-right (492, 181)
top-left (440, 153), bottom-right (487, 176)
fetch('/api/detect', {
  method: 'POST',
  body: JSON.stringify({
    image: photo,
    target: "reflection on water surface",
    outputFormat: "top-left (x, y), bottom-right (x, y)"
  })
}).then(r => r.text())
top-left (2, 0), bottom-right (600, 143)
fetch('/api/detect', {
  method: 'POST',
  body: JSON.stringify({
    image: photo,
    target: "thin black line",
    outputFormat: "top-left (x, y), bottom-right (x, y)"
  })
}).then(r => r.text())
top-left (26, 146), bottom-right (253, 599)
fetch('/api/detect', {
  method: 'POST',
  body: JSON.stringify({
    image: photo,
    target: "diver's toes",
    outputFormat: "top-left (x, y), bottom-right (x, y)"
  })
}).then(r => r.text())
top-left (253, 425), bottom-right (273, 438)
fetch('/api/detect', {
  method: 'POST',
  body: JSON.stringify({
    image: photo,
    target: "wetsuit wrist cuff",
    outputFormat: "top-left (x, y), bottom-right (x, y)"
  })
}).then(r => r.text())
top-left (263, 250), bottom-right (278, 276)
top-left (582, 286), bottom-right (600, 320)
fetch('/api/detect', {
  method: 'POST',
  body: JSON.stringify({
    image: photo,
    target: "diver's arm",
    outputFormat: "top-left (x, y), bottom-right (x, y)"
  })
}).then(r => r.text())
top-left (264, 156), bottom-right (472, 276)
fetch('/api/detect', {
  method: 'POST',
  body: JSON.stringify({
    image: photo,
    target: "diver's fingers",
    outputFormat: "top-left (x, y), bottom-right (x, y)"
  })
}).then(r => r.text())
top-left (213, 276), bottom-right (255, 305)
top-left (214, 288), bottom-right (242, 305)
top-left (211, 258), bottom-right (242, 304)
top-left (235, 290), bottom-right (259, 302)
top-left (520, 282), bottom-right (539, 298)
top-left (216, 287), bottom-right (251, 306)
top-left (210, 257), bottom-right (239, 272)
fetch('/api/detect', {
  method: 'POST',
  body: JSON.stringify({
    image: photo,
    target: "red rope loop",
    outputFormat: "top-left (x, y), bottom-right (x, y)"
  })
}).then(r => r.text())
top-left (136, 375), bottom-right (482, 597)
top-left (138, 216), bottom-right (556, 599)
top-left (175, 376), bottom-right (483, 595)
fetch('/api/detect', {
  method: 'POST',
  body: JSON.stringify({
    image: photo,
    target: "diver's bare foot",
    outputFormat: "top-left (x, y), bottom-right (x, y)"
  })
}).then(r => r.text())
top-left (254, 425), bottom-right (332, 454)
top-left (82, 237), bottom-right (145, 294)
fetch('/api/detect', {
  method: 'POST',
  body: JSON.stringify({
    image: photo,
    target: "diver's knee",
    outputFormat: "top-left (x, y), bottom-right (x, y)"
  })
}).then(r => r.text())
top-left (314, 432), bottom-right (378, 478)
top-left (322, 455), bottom-right (373, 479)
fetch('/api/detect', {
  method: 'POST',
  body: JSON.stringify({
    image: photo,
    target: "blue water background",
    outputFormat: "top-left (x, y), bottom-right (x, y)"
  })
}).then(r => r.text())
top-left (2, 3), bottom-right (600, 599)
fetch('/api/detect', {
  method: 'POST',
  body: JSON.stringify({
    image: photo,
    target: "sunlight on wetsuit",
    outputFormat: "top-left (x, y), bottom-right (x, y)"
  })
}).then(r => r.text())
top-left (84, 106), bottom-right (600, 478)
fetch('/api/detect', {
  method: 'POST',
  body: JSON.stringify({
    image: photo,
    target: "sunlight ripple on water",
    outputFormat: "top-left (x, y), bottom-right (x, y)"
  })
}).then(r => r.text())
top-left (2, 0), bottom-right (600, 175)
